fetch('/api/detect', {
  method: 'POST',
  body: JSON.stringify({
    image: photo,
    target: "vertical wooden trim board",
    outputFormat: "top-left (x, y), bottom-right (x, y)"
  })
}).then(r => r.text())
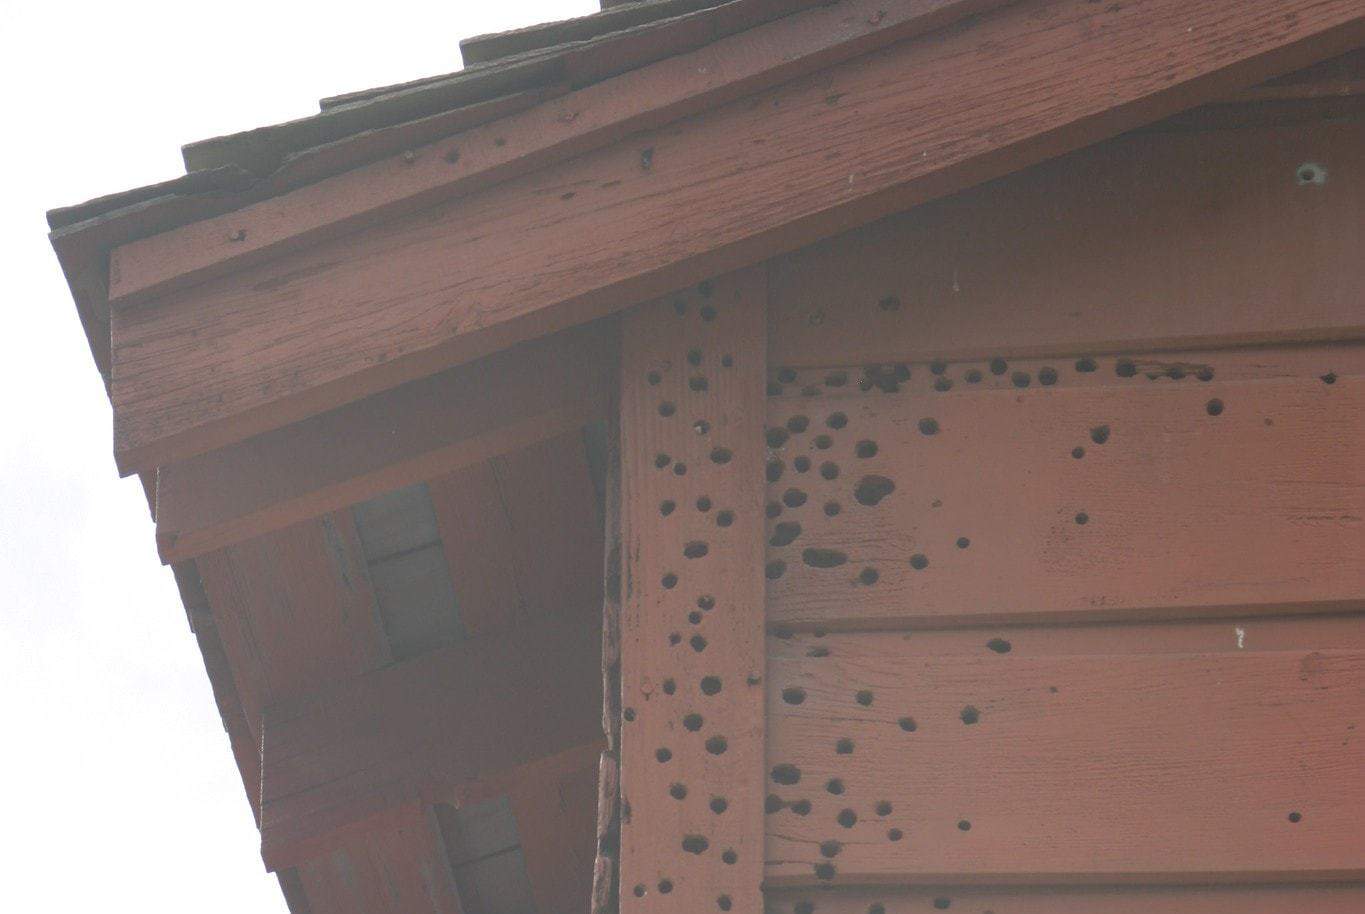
top-left (618, 267), bottom-right (768, 912)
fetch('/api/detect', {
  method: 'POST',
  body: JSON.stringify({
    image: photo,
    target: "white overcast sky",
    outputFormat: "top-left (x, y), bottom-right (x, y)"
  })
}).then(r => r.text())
top-left (0, 1), bottom-right (589, 910)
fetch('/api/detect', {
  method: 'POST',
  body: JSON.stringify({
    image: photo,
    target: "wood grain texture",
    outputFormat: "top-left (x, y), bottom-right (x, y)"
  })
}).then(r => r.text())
top-left (259, 612), bottom-right (601, 870)
top-left (763, 346), bottom-right (1365, 628)
top-left (765, 883), bottom-right (1365, 913)
top-left (764, 626), bottom-right (1365, 884)
top-left (154, 320), bottom-right (612, 556)
top-left (770, 118), bottom-right (1365, 368)
top-left (107, 0), bottom-right (1003, 307)
top-left (618, 270), bottom-right (767, 912)
top-left (108, 0), bottom-right (1365, 472)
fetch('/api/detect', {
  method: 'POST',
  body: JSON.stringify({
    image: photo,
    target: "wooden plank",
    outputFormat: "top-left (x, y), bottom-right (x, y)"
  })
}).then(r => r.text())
top-left (197, 512), bottom-right (389, 740)
top-left (294, 806), bottom-right (464, 914)
top-left (427, 428), bottom-right (604, 638)
top-left (155, 321), bottom-right (613, 561)
top-left (764, 628), bottom-right (1365, 884)
top-left (765, 884), bottom-right (1365, 913)
top-left (106, 0), bottom-right (1365, 474)
top-left (763, 345), bottom-right (1365, 629)
top-left (458, 0), bottom-right (802, 67)
top-left (491, 430), bottom-right (605, 623)
top-left (769, 118), bottom-right (1365, 368)
top-left (108, 0), bottom-right (1004, 309)
top-left (507, 754), bottom-right (600, 913)
top-left (259, 609), bottom-right (602, 870)
top-left (618, 269), bottom-right (767, 912)
top-left (427, 462), bottom-right (526, 638)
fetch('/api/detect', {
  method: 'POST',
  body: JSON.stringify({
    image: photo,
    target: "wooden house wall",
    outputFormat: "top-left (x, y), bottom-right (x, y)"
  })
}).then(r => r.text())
top-left (755, 112), bottom-right (1363, 909)
top-left (174, 95), bottom-right (1363, 913)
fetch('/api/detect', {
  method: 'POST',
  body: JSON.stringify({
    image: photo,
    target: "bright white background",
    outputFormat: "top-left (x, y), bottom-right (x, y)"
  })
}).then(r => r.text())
top-left (0, 2), bottom-right (588, 909)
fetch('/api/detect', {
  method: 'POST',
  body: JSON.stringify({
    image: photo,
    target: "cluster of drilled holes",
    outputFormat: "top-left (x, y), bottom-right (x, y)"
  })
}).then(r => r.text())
top-left (771, 354), bottom-right (1224, 403)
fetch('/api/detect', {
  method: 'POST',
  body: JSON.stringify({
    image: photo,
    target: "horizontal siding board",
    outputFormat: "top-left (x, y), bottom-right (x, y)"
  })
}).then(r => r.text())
top-left (764, 884), bottom-right (1365, 913)
top-left (769, 119), bottom-right (1365, 368)
top-left (764, 347), bottom-right (1364, 628)
top-left (765, 632), bottom-right (1365, 883)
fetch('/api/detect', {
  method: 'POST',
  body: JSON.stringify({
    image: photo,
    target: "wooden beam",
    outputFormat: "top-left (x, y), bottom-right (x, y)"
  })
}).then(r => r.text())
top-left (107, 0), bottom-right (1365, 474)
top-left (155, 321), bottom-right (613, 562)
top-left (617, 269), bottom-right (768, 912)
top-left (764, 344), bottom-right (1365, 629)
top-left (259, 609), bottom-right (602, 870)
top-left (428, 427), bottom-right (604, 637)
top-left (507, 755), bottom-right (600, 913)
top-left (765, 624), bottom-right (1365, 884)
top-left (108, 0), bottom-right (1004, 308)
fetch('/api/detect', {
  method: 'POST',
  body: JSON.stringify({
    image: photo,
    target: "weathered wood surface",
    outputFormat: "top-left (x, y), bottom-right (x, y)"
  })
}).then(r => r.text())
top-left (618, 271), bottom-right (768, 911)
top-left (259, 611), bottom-right (602, 869)
top-left (107, 0), bottom-right (1365, 473)
top-left (108, 0), bottom-right (1004, 308)
top-left (770, 119), bottom-right (1365, 367)
top-left (765, 627), bottom-right (1365, 884)
top-left (764, 346), bottom-right (1364, 628)
top-left (154, 320), bottom-right (613, 559)
top-left (765, 884), bottom-right (1365, 913)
